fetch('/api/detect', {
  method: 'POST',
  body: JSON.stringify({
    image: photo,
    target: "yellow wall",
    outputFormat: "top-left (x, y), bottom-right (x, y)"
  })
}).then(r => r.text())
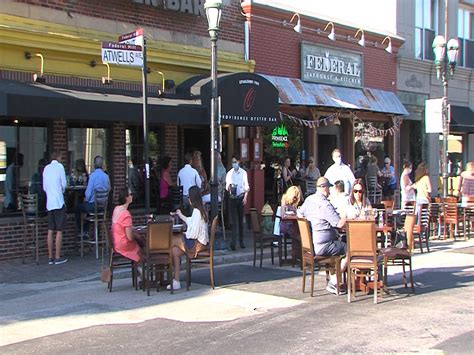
top-left (0, 14), bottom-right (255, 85)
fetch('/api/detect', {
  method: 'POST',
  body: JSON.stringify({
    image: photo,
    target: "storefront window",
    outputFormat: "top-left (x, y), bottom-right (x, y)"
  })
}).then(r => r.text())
top-left (68, 128), bottom-right (109, 178)
top-left (354, 121), bottom-right (386, 171)
top-left (125, 127), bottom-right (162, 206)
top-left (0, 124), bottom-right (47, 215)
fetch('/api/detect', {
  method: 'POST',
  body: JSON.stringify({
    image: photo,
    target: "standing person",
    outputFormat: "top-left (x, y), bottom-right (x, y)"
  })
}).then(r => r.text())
top-left (367, 156), bottom-right (383, 182)
top-left (216, 152), bottom-right (227, 199)
top-left (128, 158), bottom-right (141, 198)
top-left (324, 148), bottom-right (355, 194)
top-left (400, 160), bottom-right (416, 209)
top-left (225, 154), bottom-right (250, 251)
top-left (75, 155), bottom-right (110, 236)
top-left (30, 158), bottom-right (47, 211)
top-left (381, 157), bottom-right (397, 199)
top-left (4, 153), bottom-right (24, 211)
top-left (414, 162), bottom-right (432, 207)
top-left (169, 185), bottom-right (209, 290)
top-left (346, 179), bottom-right (372, 220)
top-left (458, 162), bottom-right (474, 204)
top-left (159, 156), bottom-right (175, 209)
top-left (297, 177), bottom-right (347, 295)
top-left (42, 151), bottom-right (68, 265)
top-left (304, 156), bottom-right (321, 180)
top-left (177, 152), bottom-right (202, 213)
top-left (192, 151), bottom-right (209, 196)
top-left (281, 156), bottom-right (297, 192)
top-left (111, 187), bottom-right (144, 263)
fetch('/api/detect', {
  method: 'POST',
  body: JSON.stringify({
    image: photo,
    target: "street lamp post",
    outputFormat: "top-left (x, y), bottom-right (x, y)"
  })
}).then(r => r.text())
top-left (204, 0), bottom-right (222, 220)
top-left (432, 35), bottom-right (459, 198)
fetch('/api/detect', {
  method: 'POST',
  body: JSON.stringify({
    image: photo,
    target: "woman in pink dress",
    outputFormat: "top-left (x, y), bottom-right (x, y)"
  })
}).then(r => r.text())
top-left (111, 187), bottom-right (144, 262)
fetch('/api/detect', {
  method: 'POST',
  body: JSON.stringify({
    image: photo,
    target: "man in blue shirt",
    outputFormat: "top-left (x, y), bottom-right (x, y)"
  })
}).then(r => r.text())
top-left (381, 157), bottom-right (397, 199)
top-left (75, 155), bottom-right (110, 236)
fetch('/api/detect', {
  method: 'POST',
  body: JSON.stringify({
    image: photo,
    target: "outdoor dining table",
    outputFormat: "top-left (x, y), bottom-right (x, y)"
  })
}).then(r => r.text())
top-left (65, 185), bottom-right (86, 212)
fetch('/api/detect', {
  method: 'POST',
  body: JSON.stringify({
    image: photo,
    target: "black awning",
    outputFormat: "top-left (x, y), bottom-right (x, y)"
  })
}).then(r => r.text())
top-left (451, 105), bottom-right (474, 133)
top-left (0, 80), bottom-right (208, 125)
top-left (177, 72), bottom-right (279, 126)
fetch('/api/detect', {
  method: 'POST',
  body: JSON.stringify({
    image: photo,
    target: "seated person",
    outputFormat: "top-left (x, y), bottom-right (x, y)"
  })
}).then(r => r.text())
top-left (169, 185), bottom-right (209, 290)
top-left (304, 156), bottom-right (321, 180)
top-left (111, 188), bottom-right (144, 263)
top-left (329, 180), bottom-right (348, 218)
top-left (298, 177), bottom-right (347, 295)
top-left (346, 178), bottom-right (372, 220)
top-left (280, 186), bottom-right (302, 238)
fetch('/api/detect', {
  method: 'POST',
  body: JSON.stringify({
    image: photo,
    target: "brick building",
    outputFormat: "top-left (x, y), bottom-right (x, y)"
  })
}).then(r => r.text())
top-left (0, 0), bottom-right (257, 260)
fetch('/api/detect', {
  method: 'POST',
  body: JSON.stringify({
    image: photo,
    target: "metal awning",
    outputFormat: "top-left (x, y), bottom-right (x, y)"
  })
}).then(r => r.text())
top-left (451, 105), bottom-right (474, 133)
top-left (261, 74), bottom-right (409, 116)
top-left (0, 80), bottom-right (208, 124)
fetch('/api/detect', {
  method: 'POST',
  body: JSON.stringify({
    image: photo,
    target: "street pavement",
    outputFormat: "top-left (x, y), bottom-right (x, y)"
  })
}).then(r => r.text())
top-left (0, 237), bottom-right (473, 353)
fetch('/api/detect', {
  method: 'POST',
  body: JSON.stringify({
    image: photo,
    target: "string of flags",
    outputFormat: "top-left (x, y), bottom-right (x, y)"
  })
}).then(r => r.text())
top-left (279, 110), bottom-right (402, 136)
top-left (278, 111), bottom-right (340, 128)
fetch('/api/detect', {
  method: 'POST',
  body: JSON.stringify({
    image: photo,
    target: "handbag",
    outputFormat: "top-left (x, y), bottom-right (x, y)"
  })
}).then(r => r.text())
top-left (393, 229), bottom-right (407, 249)
top-left (101, 266), bottom-right (111, 283)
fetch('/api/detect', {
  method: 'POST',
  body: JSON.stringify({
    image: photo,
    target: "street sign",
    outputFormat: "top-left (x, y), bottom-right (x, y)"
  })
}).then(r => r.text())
top-left (118, 28), bottom-right (144, 47)
top-left (101, 42), bottom-right (143, 67)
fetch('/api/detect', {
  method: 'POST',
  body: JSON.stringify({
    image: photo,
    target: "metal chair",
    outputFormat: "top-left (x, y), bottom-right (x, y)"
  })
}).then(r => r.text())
top-left (304, 179), bottom-right (316, 197)
top-left (414, 203), bottom-right (430, 253)
top-left (19, 193), bottom-right (46, 265)
top-left (81, 189), bottom-right (109, 259)
top-left (297, 217), bottom-right (341, 297)
top-left (366, 175), bottom-right (382, 205)
top-left (250, 208), bottom-right (281, 268)
top-left (186, 216), bottom-right (218, 290)
top-left (169, 185), bottom-right (183, 212)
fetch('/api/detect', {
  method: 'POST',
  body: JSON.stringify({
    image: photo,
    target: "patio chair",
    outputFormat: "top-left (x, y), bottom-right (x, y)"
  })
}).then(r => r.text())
top-left (185, 215), bottom-right (218, 290)
top-left (366, 175), bottom-right (382, 205)
top-left (103, 226), bottom-right (138, 292)
top-left (381, 214), bottom-right (416, 293)
top-left (142, 220), bottom-right (174, 296)
top-left (81, 189), bottom-right (109, 259)
top-left (463, 196), bottom-right (474, 239)
top-left (250, 208), bottom-right (281, 268)
top-left (442, 196), bottom-right (460, 240)
top-left (304, 179), bottom-right (316, 197)
top-left (414, 203), bottom-right (430, 253)
top-left (19, 193), bottom-right (46, 265)
top-left (297, 217), bottom-right (341, 297)
top-left (428, 202), bottom-right (441, 239)
top-left (346, 220), bottom-right (381, 304)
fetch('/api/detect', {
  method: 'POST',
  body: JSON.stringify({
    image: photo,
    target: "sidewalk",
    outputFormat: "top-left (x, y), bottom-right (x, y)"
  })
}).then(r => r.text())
top-left (0, 226), bottom-right (265, 284)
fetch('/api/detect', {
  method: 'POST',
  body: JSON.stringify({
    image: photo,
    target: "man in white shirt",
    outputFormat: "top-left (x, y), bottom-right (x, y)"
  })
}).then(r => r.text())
top-left (324, 148), bottom-right (355, 195)
top-left (42, 150), bottom-right (68, 265)
top-left (225, 154), bottom-right (250, 251)
top-left (177, 152), bottom-right (202, 213)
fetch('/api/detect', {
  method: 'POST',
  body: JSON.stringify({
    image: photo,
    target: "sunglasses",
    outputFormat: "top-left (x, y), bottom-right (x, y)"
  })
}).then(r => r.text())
top-left (353, 189), bottom-right (363, 193)
top-left (385, 162), bottom-right (390, 165)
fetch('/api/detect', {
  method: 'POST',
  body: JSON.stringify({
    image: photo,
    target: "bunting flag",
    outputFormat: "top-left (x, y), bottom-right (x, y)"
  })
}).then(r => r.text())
top-left (278, 111), bottom-right (340, 128)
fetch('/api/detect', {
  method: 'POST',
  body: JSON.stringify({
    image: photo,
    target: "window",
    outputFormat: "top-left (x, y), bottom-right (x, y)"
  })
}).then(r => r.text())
top-left (458, 8), bottom-right (474, 68)
top-left (0, 124), bottom-right (47, 215)
top-left (68, 127), bottom-right (109, 180)
top-left (125, 126), bottom-right (162, 206)
top-left (415, 0), bottom-right (438, 60)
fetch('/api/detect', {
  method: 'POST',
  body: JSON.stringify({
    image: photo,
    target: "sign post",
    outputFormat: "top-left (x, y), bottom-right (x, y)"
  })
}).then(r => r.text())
top-left (102, 28), bottom-right (151, 217)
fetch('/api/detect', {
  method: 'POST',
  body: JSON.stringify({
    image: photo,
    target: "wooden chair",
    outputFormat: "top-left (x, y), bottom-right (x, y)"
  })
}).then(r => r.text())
top-left (185, 216), bottom-right (218, 291)
top-left (142, 220), bottom-right (174, 296)
top-left (428, 202), bottom-right (441, 239)
top-left (381, 214), bottom-right (417, 293)
top-left (346, 220), bottom-right (381, 304)
top-left (442, 196), bottom-right (460, 239)
top-left (414, 203), bottom-right (430, 253)
top-left (250, 208), bottom-right (282, 268)
top-left (81, 189), bottom-right (109, 259)
top-left (103, 226), bottom-right (138, 292)
top-left (297, 218), bottom-right (341, 297)
top-left (19, 193), bottom-right (46, 265)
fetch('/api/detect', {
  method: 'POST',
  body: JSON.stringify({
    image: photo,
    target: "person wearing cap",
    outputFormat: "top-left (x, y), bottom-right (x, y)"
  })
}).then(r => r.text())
top-left (324, 148), bottom-right (355, 194)
top-left (381, 157), bottom-right (397, 198)
top-left (298, 176), bottom-right (347, 295)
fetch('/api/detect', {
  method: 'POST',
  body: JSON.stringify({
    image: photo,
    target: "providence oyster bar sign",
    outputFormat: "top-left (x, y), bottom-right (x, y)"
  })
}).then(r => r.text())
top-left (301, 42), bottom-right (363, 88)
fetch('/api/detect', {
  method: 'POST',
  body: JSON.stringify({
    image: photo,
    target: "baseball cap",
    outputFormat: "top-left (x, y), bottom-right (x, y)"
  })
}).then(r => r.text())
top-left (384, 158), bottom-right (391, 164)
top-left (316, 177), bottom-right (333, 188)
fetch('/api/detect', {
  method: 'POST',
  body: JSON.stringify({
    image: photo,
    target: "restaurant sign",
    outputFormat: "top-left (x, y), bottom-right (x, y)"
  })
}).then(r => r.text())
top-left (301, 42), bottom-right (363, 88)
top-left (271, 124), bottom-right (289, 148)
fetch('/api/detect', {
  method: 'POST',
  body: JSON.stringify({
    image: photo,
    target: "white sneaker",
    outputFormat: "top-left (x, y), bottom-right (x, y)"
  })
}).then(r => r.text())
top-left (326, 282), bottom-right (338, 295)
top-left (166, 279), bottom-right (181, 290)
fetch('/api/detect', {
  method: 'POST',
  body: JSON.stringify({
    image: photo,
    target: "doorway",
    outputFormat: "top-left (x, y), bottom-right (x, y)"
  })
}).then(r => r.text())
top-left (318, 134), bottom-right (337, 175)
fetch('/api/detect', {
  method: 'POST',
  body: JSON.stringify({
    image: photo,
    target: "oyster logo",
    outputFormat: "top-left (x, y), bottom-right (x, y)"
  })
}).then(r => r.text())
top-left (243, 88), bottom-right (256, 112)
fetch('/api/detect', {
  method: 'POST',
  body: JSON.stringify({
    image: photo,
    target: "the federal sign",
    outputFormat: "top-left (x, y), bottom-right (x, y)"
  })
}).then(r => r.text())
top-left (132, 0), bottom-right (205, 16)
top-left (301, 42), bottom-right (363, 88)
top-left (101, 42), bottom-right (144, 67)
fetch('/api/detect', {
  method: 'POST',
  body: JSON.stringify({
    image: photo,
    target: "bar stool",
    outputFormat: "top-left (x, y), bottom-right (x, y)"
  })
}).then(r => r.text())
top-left (81, 189), bottom-right (109, 259)
top-left (19, 193), bottom-right (46, 265)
